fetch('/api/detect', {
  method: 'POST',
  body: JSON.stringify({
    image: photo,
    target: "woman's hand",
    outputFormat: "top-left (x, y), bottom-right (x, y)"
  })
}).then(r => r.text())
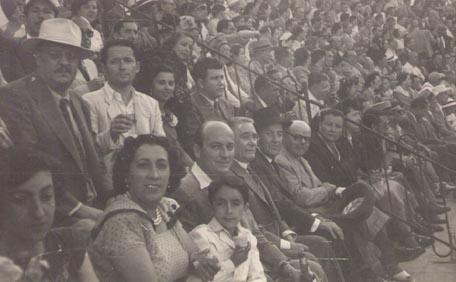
top-left (193, 249), bottom-right (220, 282)
top-left (0, 256), bottom-right (22, 282)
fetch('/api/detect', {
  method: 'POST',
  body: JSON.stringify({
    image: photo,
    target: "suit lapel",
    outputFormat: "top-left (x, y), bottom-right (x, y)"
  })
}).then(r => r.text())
top-left (256, 151), bottom-right (295, 200)
top-left (231, 161), bottom-right (269, 207)
top-left (104, 88), bottom-right (122, 121)
top-left (31, 76), bottom-right (83, 170)
top-left (314, 135), bottom-right (347, 174)
top-left (282, 149), bottom-right (313, 187)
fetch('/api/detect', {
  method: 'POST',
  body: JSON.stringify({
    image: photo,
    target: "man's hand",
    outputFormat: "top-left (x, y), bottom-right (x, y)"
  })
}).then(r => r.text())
top-left (86, 76), bottom-right (105, 92)
top-left (290, 242), bottom-right (309, 253)
top-left (110, 114), bottom-right (134, 141)
top-left (281, 263), bottom-right (301, 282)
top-left (283, 242), bottom-right (309, 258)
top-left (193, 249), bottom-right (220, 282)
top-left (318, 220), bottom-right (344, 240)
top-left (230, 242), bottom-right (251, 267)
top-left (284, 234), bottom-right (296, 243)
top-left (75, 205), bottom-right (103, 220)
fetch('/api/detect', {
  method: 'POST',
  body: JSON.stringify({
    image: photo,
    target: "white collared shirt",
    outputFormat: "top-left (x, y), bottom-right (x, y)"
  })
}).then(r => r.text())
top-left (189, 218), bottom-right (266, 282)
top-left (104, 83), bottom-right (137, 137)
top-left (191, 162), bottom-right (213, 189)
top-left (234, 159), bottom-right (249, 170)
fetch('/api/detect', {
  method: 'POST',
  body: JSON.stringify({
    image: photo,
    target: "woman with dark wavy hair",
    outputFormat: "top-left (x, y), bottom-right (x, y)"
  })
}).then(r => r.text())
top-left (89, 134), bottom-right (219, 282)
top-left (0, 147), bottom-right (99, 282)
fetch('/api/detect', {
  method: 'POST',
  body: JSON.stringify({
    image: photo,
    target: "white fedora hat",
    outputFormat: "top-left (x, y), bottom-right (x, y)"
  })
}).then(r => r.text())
top-left (22, 18), bottom-right (93, 59)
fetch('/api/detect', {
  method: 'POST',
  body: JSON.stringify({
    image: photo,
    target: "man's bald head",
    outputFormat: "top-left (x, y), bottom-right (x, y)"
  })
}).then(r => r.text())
top-left (194, 121), bottom-right (232, 147)
top-left (194, 121), bottom-right (235, 178)
top-left (288, 120), bottom-right (311, 137)
top-left (283, 120), bottom-right (312, 157)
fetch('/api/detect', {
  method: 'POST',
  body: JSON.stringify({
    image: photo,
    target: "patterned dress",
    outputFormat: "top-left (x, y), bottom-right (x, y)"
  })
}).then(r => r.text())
top-left (89, 195), bottom-right (193, 282)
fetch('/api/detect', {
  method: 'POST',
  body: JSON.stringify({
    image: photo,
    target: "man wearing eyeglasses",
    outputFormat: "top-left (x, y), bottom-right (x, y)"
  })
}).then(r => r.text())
top-left (250, 107), bottom-right (345, 282)
top-left (275, 120), bottom-right (343, 209)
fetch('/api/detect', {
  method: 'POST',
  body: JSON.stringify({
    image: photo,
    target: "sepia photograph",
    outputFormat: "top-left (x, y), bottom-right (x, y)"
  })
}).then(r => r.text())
top-left (1, 0), bottom-right (456, 281)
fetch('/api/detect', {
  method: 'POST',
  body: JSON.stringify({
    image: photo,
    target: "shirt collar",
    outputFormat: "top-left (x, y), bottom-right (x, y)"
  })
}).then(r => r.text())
top-left (104, 83), bottom-right (135, 103)
top-left (234, 159), bottom-right (249, 170)
top-left (199, 92), bottom-right (216, 106)
top-left (208, 217), bottom-right (241, 236)
top-left (307, 90), bottom-right (318, 102)
top-left (258, 148), bottom-right (273, 163)
top-left (49, 87), bottom-right (70, 105)
top-left (191, 162), bottom-right (213, 189)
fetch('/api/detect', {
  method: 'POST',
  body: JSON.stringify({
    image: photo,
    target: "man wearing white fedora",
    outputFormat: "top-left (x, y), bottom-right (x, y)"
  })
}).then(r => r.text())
top-left (0, 18), bottom-right (107, 227)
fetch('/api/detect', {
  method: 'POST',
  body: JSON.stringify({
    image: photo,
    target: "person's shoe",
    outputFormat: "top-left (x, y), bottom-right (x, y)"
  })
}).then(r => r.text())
top-left (389, 270), bottom-right (414, 282)
top-left (415, 214), bottom-right (433, 227)
top-left (429, 224), bottom-right (445, 233)
top-left (425, 214), bottom-right (447, 224)
top-left (415, 234), bottom-right (434, 248)
top-left (440, 182), bottom-right (456, 194)
top-left (411, 223), bottom-right (433, 236)
top-left (427, 204), bottom-right (451, 214)
top-left (394, 245), bottom-right (425, 262)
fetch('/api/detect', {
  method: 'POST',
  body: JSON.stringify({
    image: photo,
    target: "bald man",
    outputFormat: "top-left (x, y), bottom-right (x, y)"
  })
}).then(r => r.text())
top-left (276, 121), bottom-right (412, 282)
top-left (275, 120), bottom-right (343, 211)
top-left (172, 121), bottom-right (319, 281)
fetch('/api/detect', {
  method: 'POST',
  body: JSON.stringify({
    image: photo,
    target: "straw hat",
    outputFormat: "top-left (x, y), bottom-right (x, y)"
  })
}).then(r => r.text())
top-left (432, 84), bottom-right (453, 96)
top-left (22, 18), bottom-right (93, 59)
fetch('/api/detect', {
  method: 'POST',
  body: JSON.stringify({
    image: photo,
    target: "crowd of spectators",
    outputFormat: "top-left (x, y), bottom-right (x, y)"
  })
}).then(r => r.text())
top-left (1, 0), bottom-right (456, 281)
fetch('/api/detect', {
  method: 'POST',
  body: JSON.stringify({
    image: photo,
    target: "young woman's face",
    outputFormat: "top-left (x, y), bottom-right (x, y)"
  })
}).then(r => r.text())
top-left (151, 72), bottom-right (175, 102)
top-left (173, 35), bottom-right (194, 62)
top-left (1, 171), bottom-right (55, 243)
top-left (78, 0), bottom-right (98, 23)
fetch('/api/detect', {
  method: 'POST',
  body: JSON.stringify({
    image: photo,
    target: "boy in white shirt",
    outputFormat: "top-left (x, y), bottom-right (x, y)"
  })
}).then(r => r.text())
top-left (189, 176), bottom-right (266, 282)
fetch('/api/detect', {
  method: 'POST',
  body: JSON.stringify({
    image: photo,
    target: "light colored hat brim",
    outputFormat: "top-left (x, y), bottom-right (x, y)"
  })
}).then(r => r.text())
top-left (22, 37), bottom-right (94, 59)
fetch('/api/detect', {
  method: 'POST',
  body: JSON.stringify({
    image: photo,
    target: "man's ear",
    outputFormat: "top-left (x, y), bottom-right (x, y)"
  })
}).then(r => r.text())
top-left (100, 64), bottom-right (106, 76)
top-left (135, 61), bottom-right (140, 75)
top-left (196, 78), bottom-right (204, 89)
top-left (193, 143), bottom-right (201, 160)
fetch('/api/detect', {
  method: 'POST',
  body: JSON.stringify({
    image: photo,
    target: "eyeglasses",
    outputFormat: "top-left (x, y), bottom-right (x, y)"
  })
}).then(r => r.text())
top-left (285, 132), bottom-right (311, 142)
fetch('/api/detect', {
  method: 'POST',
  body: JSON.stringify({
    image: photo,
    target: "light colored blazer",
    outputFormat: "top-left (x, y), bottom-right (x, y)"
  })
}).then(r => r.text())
top-left (274, 148), bottom-right (333, 210)
top-left (83, 83), bottom-right (165, 155)
top-left (83, 83), bottom-right (164, 191)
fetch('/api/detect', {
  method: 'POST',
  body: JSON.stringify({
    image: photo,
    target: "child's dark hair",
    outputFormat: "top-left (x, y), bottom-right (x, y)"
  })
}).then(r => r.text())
top-left (208, 175), bottom-right (249, 204)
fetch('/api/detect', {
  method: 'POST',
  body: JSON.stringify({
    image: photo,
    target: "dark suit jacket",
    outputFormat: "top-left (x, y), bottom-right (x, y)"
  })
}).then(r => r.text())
top-left (171, 170), bottom-right (212, 232)
top-left (305, 134), bottom-right (358, 187)
top-left (230, 161), bottom-right (291, 247)
top-left (176, 91), bottom-right (234, 157)
top-left (250, 150), bottom-right (316, 233)
top-left (399, 111), bottom-right (444, 146)
top-left (171, 168), bottom-right (288, 267)
top-left (0, 35), bottom-right (35, 82)
top-left (0, 74), bottom-right (105, 220)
